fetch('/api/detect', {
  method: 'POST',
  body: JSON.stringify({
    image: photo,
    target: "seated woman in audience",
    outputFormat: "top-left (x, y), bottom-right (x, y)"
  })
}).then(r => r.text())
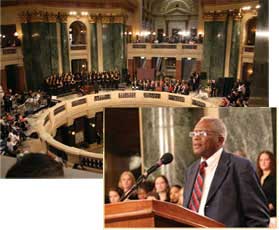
top-left (177, 187), bottom-right (184, 206)
top-left (169, 184), bottom-right (182, 204)
top-left (118, 171), bottom-right (137, 199)
top-left (154, 175), bottom-right (170, 202)
top-left (137, 181), bottom-right (154, 200)
top-left (108, 187), bottom-right (124, 204)
top-left (256, 150), bottom-right (276, 217)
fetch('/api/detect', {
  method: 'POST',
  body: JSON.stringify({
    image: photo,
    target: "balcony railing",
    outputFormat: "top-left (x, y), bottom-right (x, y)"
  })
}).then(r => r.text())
top-left (2, 47), bottom-right (17, 54)
top-left (1, 47), bottom-right (24, 66)
top-left (127, 43), bottom-right (203, 60)
top-left (70, 44), bottom-right (87, 50)
top-left (243, 45), bottom-right (255, 53)
top-left (242, 45), bottom-right (255, 63)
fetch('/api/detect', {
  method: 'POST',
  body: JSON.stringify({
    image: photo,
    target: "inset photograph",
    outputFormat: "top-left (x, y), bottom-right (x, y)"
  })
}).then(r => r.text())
top-left (104, 107), bottom-right (277, 228)
top-left (0, 0), bottom-right (269, 179)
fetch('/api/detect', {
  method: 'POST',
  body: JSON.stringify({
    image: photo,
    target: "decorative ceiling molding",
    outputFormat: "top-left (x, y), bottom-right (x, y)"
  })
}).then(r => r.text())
top-left (1, 0), bottom-right (138, 12)
top-left (146, 0), bottom-right (197, 16)
top-left (202, 0), bottom-right (258, 5)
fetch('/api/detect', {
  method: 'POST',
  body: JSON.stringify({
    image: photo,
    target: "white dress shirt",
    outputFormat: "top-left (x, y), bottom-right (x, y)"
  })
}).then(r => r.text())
top-left (198, 148), bottom-right (223, 216)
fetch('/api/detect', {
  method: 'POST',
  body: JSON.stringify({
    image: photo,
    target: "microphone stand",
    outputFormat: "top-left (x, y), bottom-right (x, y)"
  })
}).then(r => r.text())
top-left (120, 153), bottom-right (173, 201)
top-left (120, 173), bottom-right (147, 201)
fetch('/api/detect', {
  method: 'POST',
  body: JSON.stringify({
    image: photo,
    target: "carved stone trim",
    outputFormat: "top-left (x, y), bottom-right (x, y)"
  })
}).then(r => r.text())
top-left (19, 10), bottom-right (63, 23)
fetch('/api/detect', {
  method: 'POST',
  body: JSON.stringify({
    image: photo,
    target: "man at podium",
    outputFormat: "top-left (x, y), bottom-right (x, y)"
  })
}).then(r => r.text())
top-left (183, 117), bottom-right (270, 227)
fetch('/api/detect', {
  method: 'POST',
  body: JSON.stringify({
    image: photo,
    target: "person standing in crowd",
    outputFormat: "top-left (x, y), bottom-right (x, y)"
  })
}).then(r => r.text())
top-left (256, 151), bottom-right (276, 217)
top-left (154, 175), bottom-right (170, 202)
top-left (183, 117), bottom-right (269, 227)
top-left (210, 80), bottom-right (217, 97)
top-left (3, 90), bottom-right (13, 113)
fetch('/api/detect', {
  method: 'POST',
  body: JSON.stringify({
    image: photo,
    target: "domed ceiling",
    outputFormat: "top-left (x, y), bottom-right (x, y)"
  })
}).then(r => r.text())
top-left (147, 0), bottom-right (198, 16)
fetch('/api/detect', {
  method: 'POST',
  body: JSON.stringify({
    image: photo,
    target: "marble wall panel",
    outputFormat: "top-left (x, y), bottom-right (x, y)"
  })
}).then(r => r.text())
top-left (182, 58), bottom-right (197, 80)
top-left (102, 23), bottom-right (125, 71)
top-left (90, 23), bottom-right (98, 71)
top-left (102, 24), bottom-right (114, 71)
top-left (219, 108), bottom-right (275, 163)
top-left (202, 21), bottom-right (226, 80)
top-left (251, 0), bottom-right (269, 105)
top-left (22, 22), bottom-right (58, 90)
top-left (141, 108), bottom-right (203, 185)
top-left (60, 23), bottom-right (70, 73)
top-left (229, 20), bottom-right (240, 78)
top-left (48, 23), bottom-right (59, 74)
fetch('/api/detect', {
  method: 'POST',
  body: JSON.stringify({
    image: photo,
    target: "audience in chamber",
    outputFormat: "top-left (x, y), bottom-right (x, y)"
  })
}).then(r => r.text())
top-left (44, 70), bottom-right (121, 95)
top-left (0, 89), bottom-right (48, 157)
top-left (105, 152), bottom-right (276, 228)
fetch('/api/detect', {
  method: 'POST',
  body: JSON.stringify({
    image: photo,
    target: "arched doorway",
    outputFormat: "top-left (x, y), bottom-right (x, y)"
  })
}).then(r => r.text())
top-left (246, 17), bottom-right (257, 46)
top-left (69, 21), bottom-right (87, 49)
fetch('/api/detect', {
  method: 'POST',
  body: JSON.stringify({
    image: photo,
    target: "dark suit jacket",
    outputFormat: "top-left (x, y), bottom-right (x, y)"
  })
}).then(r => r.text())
top-left (183, 151), bottom-right (270, 227)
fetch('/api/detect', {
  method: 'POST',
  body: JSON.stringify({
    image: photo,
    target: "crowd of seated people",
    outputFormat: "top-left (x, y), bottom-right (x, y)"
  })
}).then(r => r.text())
top-left (44, 70), bottom-right (121, 96)
top-left (106, 156), bottom-right (276, 227)
top-left (220, 80), bottom-right (251, 107)
top-left (134, 34), bottom-right (203, 44)
top-left (0, 112), bottom-right (30, 156)
top-left (2, 89), bottom-right (50, 115)
top-left (1, 89), bottom-right (46, 156)
top-left (132, 72), bottom-right (201, 96)
top-left (105, 171), bottom-right (183, 206)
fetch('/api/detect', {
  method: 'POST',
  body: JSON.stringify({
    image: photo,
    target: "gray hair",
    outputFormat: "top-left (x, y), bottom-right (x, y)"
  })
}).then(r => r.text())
top-left (199, 116), bottom-right (227, 143)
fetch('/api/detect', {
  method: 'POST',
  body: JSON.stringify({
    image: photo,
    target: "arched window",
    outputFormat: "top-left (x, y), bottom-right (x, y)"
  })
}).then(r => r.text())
top-left (69, 21), bottom-right (87, 49)
top-left (246, 17), bottom-right (257, 46)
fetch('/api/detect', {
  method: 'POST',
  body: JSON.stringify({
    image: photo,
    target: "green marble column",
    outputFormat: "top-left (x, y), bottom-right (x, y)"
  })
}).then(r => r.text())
top-left (102, 23), bottom-right (125, 72)
top-left (48, 23), bottom-right (59, 74)
top-left (90, 23), bottom-right (98, 71)
top-left (202, 21), bottom-right (227, 80)
top-left (229, 20), bottom-right (241, 78)
top-left (250, 0), bottom-right (269, 106)
top-left (60, 23), bottom-right (70, 73)
top-left (141, 108), bottom-right (203, 185)
top-left (21, 22), bottom-right (59, 90)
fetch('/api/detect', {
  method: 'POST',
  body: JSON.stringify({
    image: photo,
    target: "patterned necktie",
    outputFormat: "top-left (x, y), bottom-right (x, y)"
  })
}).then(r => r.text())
top-left (188, 161), bottom-right (207, 212)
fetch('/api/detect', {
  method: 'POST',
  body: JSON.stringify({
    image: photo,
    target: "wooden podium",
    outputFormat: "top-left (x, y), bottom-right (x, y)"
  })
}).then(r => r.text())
top-left (105, 200), bottom-right (224, 228)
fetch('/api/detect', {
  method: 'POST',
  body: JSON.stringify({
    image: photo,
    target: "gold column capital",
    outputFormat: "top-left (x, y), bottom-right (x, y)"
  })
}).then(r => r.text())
top-left (203, 11), bottom-right (228, 21)
top-left (57, 12), bottom-right (68, 23)
top-left (89, 14), bottom-right (97, 23)
top-left (19, 10), bottom-right (61, 23)
top-left (47, 12), bottom-right (59, 23)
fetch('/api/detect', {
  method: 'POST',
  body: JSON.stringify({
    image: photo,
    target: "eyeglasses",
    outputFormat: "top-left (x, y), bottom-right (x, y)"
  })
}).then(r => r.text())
top-left (189, 131), bottom-right (216, 137)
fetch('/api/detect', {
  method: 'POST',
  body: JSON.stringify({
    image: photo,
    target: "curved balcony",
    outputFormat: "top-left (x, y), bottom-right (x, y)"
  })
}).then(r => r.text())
top-left (36, 90), bottom-right (215, 174)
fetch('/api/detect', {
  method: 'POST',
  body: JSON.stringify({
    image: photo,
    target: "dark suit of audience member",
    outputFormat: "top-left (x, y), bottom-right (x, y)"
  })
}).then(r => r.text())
top-left (183, 117), bottom-right (269, 227)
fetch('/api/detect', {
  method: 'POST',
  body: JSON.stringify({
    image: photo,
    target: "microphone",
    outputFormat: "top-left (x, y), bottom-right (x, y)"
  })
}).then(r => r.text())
top-left (120, 153), bottom-right (173, 201)
top-left (144, 153), bottom-right (173, 177)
